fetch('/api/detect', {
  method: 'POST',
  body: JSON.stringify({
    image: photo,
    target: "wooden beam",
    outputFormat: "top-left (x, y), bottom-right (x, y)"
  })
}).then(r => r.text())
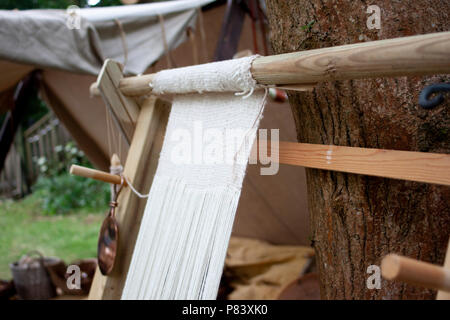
top-left (75, 140), bottom-right (450, 187)
top-left (90, 31), bottom-right (450, 97)
top-left (252, 31), bottom-right (450, 85)
top-left (275, 141), bottom-right (450, 186)
top-left (88, 96), bottom-right (170, 300)
top-left (381, 254), bottom-right (450, 293)
top-left (96, 60), bottom-right (140, 144)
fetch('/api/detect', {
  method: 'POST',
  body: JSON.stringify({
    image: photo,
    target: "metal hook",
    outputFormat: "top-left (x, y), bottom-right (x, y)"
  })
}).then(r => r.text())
top-left (419, 83), bottom-right (450, 109)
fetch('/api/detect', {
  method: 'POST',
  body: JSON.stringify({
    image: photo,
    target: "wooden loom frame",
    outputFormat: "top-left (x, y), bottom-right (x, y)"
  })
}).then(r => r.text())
top-left (76, 31), bottom-right (450, 300)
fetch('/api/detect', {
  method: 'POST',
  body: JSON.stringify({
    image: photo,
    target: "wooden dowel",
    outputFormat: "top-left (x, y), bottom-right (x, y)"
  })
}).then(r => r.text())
top-left (275, 142), bottom-right (450, 186)
top-left (252, 31), bottom-right (450, 85)
top-left (119, 74), bottom-right (156, 97)
top-left (381, 254), bottom-right (450, 292)
top-left (70, 164), bottom-right (127, 186)
top-left (90, 31), bottom-right (450, 97)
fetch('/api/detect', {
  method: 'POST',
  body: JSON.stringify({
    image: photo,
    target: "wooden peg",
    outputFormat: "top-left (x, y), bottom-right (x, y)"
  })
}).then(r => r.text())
top-left (70, 164), bottom-right (127, 186)
top-left (381, 254), bottom-right (450, 293)
top-left (110, 153), bottom-right (122, 170)
top-left (89, 82), bottom-right (101, 97)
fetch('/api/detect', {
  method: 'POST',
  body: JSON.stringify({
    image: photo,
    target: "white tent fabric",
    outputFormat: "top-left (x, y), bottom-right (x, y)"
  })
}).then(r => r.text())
top-left (0, 1), bottom-right (214, 169)
top-left (80, 0), bottom-right (213, 22)
top-left (0, 0), bottom-right (214, 76)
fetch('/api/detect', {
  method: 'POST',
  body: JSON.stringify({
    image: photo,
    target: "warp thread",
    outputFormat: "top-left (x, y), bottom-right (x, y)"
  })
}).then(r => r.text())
top-left (122, 56), bottom-right (267, 300)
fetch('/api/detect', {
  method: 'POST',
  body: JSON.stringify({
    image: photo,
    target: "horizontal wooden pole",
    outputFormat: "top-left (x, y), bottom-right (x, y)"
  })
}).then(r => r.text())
top-left (72, 142), bottom-right (450, 187)
top-left (90, 31), bottom-right (450, 97)
top-left (70, 164), bottom-right (127, 186)
top-left (275, 142), bottom-right (450, 186)
top-left (252, 31), bottom-right (450, 85)
top-left (119, 74), bottom-right (156, 97)
top-left (381, 254), bottom-right (450, 292)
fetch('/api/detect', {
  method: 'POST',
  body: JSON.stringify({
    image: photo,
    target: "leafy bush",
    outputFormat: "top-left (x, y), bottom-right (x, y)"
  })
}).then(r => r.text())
top-left (33, 174), bottom-right (109, 215)
top-left (35, 142), bottom-right (88, 178)
top-left (32, 142), bottom-right (109, 215)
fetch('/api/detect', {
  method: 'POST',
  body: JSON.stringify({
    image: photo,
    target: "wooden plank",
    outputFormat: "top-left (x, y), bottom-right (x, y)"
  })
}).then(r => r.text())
top-left (88, 96), bottom-right (171, 300)
top-left (273, 141), bottom-right (450, 186)
top-left (24, 136), bottom-right (34, 180)
top-left (104, 61), bottom-right (140, 123)
top-left (23, 112), bottom-right (52, 137)
top-left (14, 145), bottom-right (22, 196)
top-left (437, 238), bottom-right (450, 300)
top-left (96, 60), bottom-right (140, 144)
top-left (37, 133), bottom-right (44, 159)
top-left (252, 31), bottom-right (450, 85)
top-left (50, 125), bottom-right (58, 162)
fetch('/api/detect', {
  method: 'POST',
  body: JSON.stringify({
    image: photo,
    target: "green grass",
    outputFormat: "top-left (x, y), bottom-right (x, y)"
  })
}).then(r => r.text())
top-left (0, 195), bottom-right (105, 279)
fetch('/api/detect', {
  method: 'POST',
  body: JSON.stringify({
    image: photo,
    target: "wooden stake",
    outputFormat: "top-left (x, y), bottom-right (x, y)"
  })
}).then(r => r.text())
top-left (110, 153), bottom-right (121, 168)
top-left (381, 254), bottom-right (450, 293)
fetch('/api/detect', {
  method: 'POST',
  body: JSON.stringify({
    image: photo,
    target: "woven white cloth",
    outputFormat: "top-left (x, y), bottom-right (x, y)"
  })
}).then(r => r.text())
top-left (151, 55), bottom-right (261, 96)
top-left (122, 56), bottom-right (266, 300)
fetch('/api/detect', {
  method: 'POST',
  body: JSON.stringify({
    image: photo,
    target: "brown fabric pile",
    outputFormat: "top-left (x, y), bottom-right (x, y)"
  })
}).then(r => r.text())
top-left (223, 237), bottom-right (314, 300)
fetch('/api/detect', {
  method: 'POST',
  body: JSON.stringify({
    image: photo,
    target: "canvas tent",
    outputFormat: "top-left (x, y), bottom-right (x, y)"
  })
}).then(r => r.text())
top-left (0, 0), bottom-right (311, 247)
top-left (0, 0), bottom-right (214, 75)
top-left (0, 0), bottom-right (214, 169)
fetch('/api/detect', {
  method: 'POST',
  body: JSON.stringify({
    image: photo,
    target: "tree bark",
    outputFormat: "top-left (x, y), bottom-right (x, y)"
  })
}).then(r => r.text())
top-left (265, 0), bottom-right (450, 299)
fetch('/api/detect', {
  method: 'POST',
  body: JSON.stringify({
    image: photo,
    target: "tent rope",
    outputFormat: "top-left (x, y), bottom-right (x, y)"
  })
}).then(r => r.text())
top-left (158, 14), bottom-right (175, 68)
top-left (114, 19), bottom-right (129, 69)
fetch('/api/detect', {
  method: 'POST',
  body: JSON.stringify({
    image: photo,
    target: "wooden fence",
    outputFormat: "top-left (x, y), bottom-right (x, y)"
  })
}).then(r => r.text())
top-left (0, 144), bottom-right (23, 198)
top-left (0, 112), bottom-right (72, 198)
top-left (23, 113), bottom-right (72, 182)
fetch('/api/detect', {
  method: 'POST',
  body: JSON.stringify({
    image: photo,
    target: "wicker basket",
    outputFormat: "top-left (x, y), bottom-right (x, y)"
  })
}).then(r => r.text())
top-left (10, 251), bottom-right (58, 300)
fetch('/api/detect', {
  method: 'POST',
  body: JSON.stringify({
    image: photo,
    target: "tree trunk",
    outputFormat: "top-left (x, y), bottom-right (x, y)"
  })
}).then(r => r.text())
top-left (265, 0), bottom-right (450, 299)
